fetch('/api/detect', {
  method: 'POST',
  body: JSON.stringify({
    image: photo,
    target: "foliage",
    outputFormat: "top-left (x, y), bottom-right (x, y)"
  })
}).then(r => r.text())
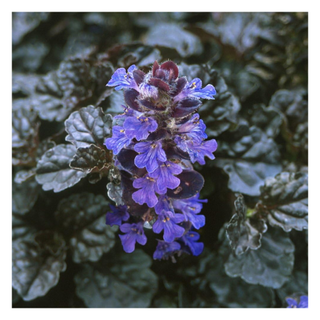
top-left (12, 12), bottom-right (307, 308)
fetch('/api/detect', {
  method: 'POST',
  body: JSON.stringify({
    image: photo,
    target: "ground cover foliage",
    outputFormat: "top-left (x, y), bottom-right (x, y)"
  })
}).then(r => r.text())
top-left (12, 12), bottom-right (308, 308)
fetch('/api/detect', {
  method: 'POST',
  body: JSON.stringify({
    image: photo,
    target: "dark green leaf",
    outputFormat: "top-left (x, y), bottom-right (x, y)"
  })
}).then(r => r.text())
top-left (12, 12), bottom-right (49, 45)
top-left (202, 251), bottom-right (275, 307)
top-left (12, 107), bottom-right (39, 166)
top-left (12, 178), bottom-right (40, 215)
top-left (106, 43), bottom-right (162, 68)
top-left (12, 73), bottom-right (40, 98)
top-left (249, 104), bottom-right (284, 138)
top-left (214, 126), bottom-right (282, 196)
top-left (226, 194), bottom-right (267, 255)
top-left (55, 193), bottom-right (117, 263)
top-left (199, 13), bottom-right (276, 54)
top-left (14, 169), bottom-right (36, 184)
top-left (70, 144), bottom-right (110, 177)
top-left (65, 106), bottom-right (112, 148)
top-left (13, 38), bottom-right (50, 72)
top-left (36, 144), bottom-right (87, 192)
top-left (12, 288), bottom-right (21, 305)
top-left (12, 231), bottom-right (67, 301)
top-left (103, 89), bottom-right (127, 115)
top-left (201, 76), bottom-right (241, 137)
top-left (144, 23), bottom-right (203, 58)
top-left (270, 89), bottom-right (307, 124)
top-left (106, 182), bottom-right (123, 206)
top-left (74, 250), bottom-right (158, 307)
top-left (12, 214), bottom-right (37, 241)
top-left (224, 227), bottom-right (295, 288)
top-left (258, 172), bottom-right (308, 232)
top-left (276, 271), bottom-right (308, 304)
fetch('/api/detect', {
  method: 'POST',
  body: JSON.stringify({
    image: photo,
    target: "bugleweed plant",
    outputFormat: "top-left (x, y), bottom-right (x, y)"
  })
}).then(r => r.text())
top-left (12, 12), bottom-right (308, 308)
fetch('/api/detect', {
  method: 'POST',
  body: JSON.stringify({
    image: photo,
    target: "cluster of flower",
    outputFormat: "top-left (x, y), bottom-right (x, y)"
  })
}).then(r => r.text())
top-left (105, 61), bottom-right (217, 261)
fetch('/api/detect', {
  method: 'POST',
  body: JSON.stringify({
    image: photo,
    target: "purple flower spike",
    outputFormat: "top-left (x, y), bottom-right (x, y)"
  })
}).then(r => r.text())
top-left (286, 295), bottom-right (308, 308)
top-left (174, 78), bottom-right (216, 102)
top-left (175, 138), bottom-right (218, 165)
top-left (132, 175), bottom-right (162, 208)
top-left (107, 65), bottom-right (139, 91)
top-left (177, 114), bottom-right (207, 144)
top-left (119, 222), bottom-right (147, 253)
top-left (149, 161), bottom-right (183, 193)
top-left (106, 205), bottom-right (130, 226)
top-left (123, 116), bottom-right (158, 141)
top-left (153, 211), bottom-right (185, 243)
top-left (180, 231), bottom-right (204, 256)
top-left (134, 140), bottom-right (167, 173)
top-left (153, 240), bottom-right (181, 260)
top-left (104, 126), bottom-right (132, 155)
top-left (105, 60), bottom-right (218, 259)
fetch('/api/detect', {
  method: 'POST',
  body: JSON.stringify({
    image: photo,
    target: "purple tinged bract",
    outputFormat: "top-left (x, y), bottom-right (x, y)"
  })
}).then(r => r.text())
top-left (119, 222), bottom-right (147, 253)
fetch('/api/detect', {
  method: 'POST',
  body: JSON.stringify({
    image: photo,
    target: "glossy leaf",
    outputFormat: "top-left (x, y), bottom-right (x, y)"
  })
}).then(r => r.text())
top-left (213, 126), bottom-right (282, 196)
top-left (12, 232), bottom-right (67, 301)
top-left (203, 251), bottom-right (275, 307)
top-left (106, 182), bottom-right (124, 206)
top-left (55, 193), bottom-right (117, 263)
top-left (258, 172), bottom-right (308, 232)
top-left (144, 23), bottom-right (203, 58)
top-left (276, 271), bottom-right (308, 304)
top-left (12, 214), bottom-right (37, 242)
top-left (65, 106), bottom-right (112, 148)
top-left (12, 107), bottom-right (39, 166)
top-left (74, 250), bottom-right (158, 307)
top-left (12, 178), bottom-right (40, 215)
top-left (226, 194), bottom-right (267, 255)
top-left (224, 227), bottom-right (295, 289)
top-left (249, 104), bottom-right (284, 138)
top-left (12, 12), bottom-right (49, 45)
top-left (36, 144), bottom-right (87, 192)
top-left (70, 144), bottom-right (110, 175)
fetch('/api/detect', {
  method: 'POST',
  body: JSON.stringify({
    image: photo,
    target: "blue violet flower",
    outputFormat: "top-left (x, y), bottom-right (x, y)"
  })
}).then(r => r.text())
top-left (105, 60), bottom-right (217, 260)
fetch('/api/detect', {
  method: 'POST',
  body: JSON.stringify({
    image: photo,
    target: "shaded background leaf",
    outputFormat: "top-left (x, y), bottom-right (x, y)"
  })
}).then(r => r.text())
top-left (74, 250), bottom-right (158, 307)
top-left (12, 232), bottom-right (67, 301)
top-left (55, 193), bottom-right (117, 263)
top-left (224, 227), bottom-right (295, 289)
